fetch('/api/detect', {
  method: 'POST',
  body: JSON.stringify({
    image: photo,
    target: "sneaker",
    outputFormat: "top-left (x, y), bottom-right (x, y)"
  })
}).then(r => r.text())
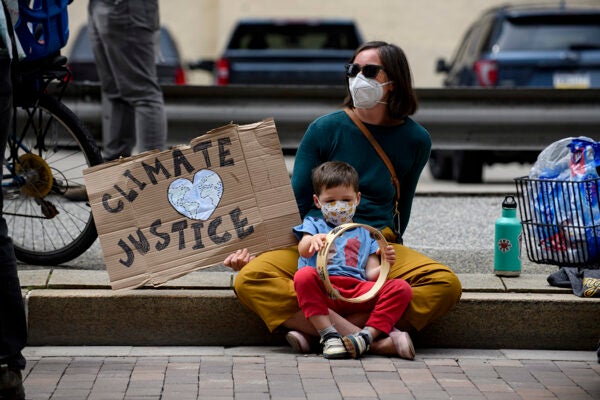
top-left (342, 332), bottom-right (371, 359)
top-left (0, 366), bottom-right (25, 400)
top-left (321, 333), bottom-right (349, 359)
top-left (389, 328), bottom-right (415, 360)
top-left (286, 330), bottom-right (311, 354)
top-left (64, 185), bottom-right (88, 202)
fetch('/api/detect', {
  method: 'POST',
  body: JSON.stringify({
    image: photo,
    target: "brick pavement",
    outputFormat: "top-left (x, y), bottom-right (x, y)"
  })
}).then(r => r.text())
top-left (19, 347), bottom-right (599, 400)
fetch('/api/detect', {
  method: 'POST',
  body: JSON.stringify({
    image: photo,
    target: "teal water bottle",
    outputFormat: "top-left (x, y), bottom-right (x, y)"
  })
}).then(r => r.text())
top-left (494, 195), bottom-right (522, 277)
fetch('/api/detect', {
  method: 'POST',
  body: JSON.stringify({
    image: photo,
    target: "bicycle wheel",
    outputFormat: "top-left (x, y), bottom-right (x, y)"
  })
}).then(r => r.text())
top-left (2, 94), bottom-right (103, 265)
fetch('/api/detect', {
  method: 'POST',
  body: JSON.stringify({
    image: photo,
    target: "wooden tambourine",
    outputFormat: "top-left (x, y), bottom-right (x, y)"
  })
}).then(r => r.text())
top-left (316, 223), bottom-right (390, 303)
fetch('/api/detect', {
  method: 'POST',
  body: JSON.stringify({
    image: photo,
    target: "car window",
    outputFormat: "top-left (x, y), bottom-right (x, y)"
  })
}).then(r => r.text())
top-left (494, 16), bottom-right (600, 51)
top-left (70, 26), bottom-right (180, 64)
top-left (448, 15), bottom-right (493, 67)
top-left (465, 23), bottom-right (485, 59)
top-left (448, 25), bottom-right (474, 66)
top-left (157, 27), bottom-right (180, 62)
top-left (69, 26), bottom-right (94, 62)
top-left (228, 24), bottom-right (360, 50)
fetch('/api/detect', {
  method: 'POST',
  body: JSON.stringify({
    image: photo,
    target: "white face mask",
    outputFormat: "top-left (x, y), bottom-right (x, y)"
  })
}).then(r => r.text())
top-left (318, 200), bottom-right (357, 226)
top-left (349, 73), bottom-right (392, 109)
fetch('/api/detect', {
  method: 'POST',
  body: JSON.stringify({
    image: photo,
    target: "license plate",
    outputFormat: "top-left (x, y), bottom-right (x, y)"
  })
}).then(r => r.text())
top-left (553, 73), bottom-right (590, 89)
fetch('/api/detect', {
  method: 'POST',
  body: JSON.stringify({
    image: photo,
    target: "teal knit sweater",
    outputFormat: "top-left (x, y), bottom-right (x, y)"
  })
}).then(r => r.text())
top-left (291, 110), bottom-right (431, 236)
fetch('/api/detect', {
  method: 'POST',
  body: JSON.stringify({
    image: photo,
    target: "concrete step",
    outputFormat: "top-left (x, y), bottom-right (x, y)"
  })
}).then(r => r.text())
top-left (19, 269), bottom-right (599, 350)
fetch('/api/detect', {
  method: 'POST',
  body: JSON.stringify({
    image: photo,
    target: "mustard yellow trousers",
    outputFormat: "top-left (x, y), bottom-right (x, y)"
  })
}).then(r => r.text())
top-left (233, 243), bottom-right (462, 333)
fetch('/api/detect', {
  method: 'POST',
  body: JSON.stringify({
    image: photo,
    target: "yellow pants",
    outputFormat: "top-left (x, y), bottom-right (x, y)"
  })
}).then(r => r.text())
top-left (233, 243), bottom-right (462, 333)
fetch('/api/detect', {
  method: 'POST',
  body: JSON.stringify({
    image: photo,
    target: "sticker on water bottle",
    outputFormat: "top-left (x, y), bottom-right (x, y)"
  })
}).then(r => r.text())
top-left (498, 239), bottom-right (512, 253)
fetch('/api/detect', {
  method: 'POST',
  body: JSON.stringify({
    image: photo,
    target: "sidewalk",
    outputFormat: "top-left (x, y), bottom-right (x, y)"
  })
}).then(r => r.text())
top-left (21, 346), bottom-right (599, 400)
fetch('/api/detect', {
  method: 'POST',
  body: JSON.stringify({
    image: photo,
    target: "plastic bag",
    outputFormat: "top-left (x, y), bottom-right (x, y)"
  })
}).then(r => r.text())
top-left (567, 139), bottom-right (600, 260)
top-left (527, 137), bottom-right (600, 263)
top-left (529, 136), bottom-right (595, 180)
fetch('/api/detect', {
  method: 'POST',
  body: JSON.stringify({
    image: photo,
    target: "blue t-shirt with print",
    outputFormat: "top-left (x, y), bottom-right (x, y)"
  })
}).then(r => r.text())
top-left (293, 216), bottom-right (379, 281)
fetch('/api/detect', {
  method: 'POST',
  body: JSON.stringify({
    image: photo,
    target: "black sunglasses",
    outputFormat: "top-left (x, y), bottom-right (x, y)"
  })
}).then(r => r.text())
top-left (345, 63), bottom-right (385, 78)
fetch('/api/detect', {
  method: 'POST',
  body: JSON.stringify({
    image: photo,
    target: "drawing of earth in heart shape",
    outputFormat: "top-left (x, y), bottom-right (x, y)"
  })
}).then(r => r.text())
top-left (167, 169), bottom-right (224, 220)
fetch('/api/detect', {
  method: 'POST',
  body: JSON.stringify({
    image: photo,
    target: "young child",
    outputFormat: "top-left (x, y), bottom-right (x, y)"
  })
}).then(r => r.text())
top-left (292, 161), bottom-right (414, 360)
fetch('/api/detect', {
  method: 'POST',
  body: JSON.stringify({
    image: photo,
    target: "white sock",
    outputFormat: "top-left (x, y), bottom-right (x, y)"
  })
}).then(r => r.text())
top-left (361, 328), bottom-right (373, 345)
top-left (318, 325), bottom-right (338, 339)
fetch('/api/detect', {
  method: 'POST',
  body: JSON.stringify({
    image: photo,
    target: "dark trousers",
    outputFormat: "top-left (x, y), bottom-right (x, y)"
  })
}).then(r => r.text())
top-left (0, 54), bottom-right (27, 370)
top-left (87, 0), bottom-right (167, 160)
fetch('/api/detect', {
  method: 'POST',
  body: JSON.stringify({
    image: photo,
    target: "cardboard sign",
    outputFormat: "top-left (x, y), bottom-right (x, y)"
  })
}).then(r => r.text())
top-left (84, 119), bottom-right (301, 290)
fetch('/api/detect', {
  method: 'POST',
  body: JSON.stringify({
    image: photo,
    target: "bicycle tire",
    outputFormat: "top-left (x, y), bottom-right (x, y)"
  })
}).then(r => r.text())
top-left (3, 94), bottom-right (103, 265)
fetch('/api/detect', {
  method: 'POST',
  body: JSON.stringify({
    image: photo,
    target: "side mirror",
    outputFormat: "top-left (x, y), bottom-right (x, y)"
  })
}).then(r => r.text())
top-left (435, 58), bottom-right (449, 73)
top-left (189, 60), bottom-right (215, 71)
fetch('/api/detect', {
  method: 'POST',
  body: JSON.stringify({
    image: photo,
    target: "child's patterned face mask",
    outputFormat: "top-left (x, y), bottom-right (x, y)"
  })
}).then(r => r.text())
top-left (318, 200), bottom-right (357, 226)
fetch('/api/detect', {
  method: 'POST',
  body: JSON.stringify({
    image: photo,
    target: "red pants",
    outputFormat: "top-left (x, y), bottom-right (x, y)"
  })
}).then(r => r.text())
top-left (294, 266), bottom-right (412, 334)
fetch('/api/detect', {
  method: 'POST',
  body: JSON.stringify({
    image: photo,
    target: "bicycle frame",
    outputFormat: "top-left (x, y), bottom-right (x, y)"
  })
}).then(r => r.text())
top-left (2, 56), bottom-right (71, 205)
top-left (2, 53), bottom-right (104, 265)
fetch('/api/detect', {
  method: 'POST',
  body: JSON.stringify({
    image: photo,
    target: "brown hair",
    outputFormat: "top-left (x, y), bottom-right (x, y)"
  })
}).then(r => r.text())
top-left (343, 41), bottom-right (418, 119)
top-left (311, 161), bottom-right (359, 195)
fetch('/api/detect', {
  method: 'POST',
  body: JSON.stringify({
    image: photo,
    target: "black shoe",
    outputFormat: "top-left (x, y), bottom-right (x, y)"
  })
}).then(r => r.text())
top-left (0, 366), bottom-right (25, 400)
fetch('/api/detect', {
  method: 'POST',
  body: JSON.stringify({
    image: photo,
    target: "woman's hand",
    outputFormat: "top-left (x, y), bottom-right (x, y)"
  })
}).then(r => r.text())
top-left (223, 248), bottom-right (255, 271)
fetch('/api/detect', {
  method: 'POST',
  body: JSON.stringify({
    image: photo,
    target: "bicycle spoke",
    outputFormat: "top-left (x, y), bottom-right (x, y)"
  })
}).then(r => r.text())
top-left (4, 94), bottom-right (102, 264)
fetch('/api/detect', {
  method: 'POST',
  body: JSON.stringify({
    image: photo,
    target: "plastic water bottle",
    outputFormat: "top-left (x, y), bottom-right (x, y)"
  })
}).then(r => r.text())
top-left (494, 195), bottom-right (522, 276)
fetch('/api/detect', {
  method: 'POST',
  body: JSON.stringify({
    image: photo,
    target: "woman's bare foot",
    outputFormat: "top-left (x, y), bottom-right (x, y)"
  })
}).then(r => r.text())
top-left (389, 328), bottom-right (415, 360)
top-left (369, 336), bottom-right (398, 356)
top-left (369, 329), bottom-right (415, 360)
top-left (285, 330), bottom-right (312, 353)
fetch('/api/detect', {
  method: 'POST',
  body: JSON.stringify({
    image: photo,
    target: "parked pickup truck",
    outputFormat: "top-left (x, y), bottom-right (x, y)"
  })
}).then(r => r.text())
top-left (191, 18), bottom-right (364, 85)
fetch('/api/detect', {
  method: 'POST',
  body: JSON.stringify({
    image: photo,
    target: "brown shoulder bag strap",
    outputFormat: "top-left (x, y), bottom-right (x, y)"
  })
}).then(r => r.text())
top-left (344, 107), bottom-right (400, 207)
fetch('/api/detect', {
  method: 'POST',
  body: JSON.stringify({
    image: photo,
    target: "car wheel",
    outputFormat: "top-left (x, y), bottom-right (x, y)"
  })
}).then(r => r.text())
top-left (452, 151), bottom-right (483, 183)
top-left (428, 150), bottom-right (454, 180)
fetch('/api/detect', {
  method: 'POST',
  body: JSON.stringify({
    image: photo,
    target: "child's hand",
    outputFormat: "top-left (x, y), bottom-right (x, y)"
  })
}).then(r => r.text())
top-left (309, 234), bottom-right (327, 254)
top-left (377, 245), bottom-right (396, 265)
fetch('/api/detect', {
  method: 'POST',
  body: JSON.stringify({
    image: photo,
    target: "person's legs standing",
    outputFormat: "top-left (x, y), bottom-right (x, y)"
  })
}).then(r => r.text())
top-left (88, 0), bottom-right (135, 160)
top-left (100, 96), bottom-right (135, 161)
top-left (88, 0), bottom-right (166, 161)
top-left (110, 0), bottom-right (166, 154)
top-left (0, 51), bottom-right (26, 400)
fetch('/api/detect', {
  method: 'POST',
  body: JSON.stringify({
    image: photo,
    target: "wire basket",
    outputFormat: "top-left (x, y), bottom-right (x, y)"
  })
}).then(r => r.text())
top-left (514, 176), bottom-right (600, 268)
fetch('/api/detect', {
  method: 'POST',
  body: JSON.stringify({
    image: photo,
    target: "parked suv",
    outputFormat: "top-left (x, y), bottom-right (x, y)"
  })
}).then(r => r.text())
top-left (431, 4), bottom-right (600, 182)
top-left (191, 18), bottom-right (364, 85)
top-left (68, 25), bottom-right (186, 85)
top-left (436, 4), bottom-right (600, 88)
